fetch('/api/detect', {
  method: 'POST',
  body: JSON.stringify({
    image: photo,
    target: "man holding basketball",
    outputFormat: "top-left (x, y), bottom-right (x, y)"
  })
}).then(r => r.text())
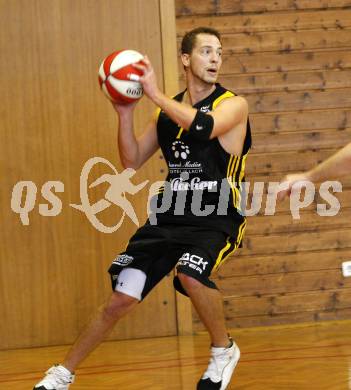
top-left (34, 27), bottom-right (251, 390)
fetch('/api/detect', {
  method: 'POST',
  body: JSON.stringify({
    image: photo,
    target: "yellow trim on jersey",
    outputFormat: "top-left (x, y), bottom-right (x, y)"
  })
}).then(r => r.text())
top-left (226, 151), bottom-right (248, 211)
top-left (231, 156), bottom-right (241, 208)
top-left (154, 107), bottom-right (161, 121)
top-left (214, 220), bottom-right (247, 270)
top-left (176, 127), bottom-right (184, 139)
top-left (226, 155), bottom-right (234, 178)
top-left (237, 153), bottom-right (248, 210)
top-left (226, 155), bottom-right (236, 206)
top-left (226, 155), bottom-right (242, 209)
top-left (212, 90), bottom-right (235, 110)
top-left (236, 154), bottom-right (247, 210)
top-left (229, 156), bottom-right (237, 178)
top-left (238, 154), bottom-right (247, 184)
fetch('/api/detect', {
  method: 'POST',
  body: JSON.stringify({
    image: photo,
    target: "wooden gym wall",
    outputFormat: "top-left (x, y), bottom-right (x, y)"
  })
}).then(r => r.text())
top-left (0, 0), bottom-right (179, 350)
top-left (175, 1), bottom-right (351, 329)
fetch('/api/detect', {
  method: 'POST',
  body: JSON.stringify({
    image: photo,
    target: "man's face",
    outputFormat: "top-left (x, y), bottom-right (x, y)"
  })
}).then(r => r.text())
top-left (183, 33), bottom-right (223, 84)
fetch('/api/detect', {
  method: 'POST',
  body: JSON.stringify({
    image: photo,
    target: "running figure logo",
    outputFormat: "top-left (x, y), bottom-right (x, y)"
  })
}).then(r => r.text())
top-left (70, 157), bottom-right (148, 233)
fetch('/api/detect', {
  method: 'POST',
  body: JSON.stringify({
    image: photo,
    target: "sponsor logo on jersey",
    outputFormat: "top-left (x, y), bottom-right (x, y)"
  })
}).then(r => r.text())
top-left (172, 140), bottom-right (190, 160)
top-left (200, 105), bottom-right (211, 113)
top-left (169, 140), bottom-right (203, 174)
top-left (168, 161), bottom-right (202, 174)
top-left (170, 177), bottom-right (218, 191)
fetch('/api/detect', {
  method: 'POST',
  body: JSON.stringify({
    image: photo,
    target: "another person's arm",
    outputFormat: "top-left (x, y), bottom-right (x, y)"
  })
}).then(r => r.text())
top-left (278, 142), bottom-right (351, 200)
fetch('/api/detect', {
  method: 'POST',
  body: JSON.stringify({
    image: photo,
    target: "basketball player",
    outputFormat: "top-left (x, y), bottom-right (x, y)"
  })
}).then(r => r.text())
top-left (34, 27), bottom-right (251, 390)
top-left (278, 142), bottom-right (351, 200)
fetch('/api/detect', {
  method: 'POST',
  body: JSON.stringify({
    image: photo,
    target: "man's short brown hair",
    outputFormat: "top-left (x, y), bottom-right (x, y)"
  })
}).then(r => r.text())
top-left (181, 27), bottom-right (221, 55)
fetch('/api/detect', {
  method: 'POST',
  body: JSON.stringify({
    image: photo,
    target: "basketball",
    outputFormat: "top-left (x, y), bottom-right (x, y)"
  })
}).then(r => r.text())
top-left (98, 49), bottom-right (144, 104)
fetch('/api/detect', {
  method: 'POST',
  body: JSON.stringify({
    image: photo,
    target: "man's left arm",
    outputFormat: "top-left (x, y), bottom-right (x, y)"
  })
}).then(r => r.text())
top-left (131, 56), bottom-right (247, 139)
top-left (207, 96), bottom-right (248, 139)
top-left (152, 93), bottom-right (247, 138)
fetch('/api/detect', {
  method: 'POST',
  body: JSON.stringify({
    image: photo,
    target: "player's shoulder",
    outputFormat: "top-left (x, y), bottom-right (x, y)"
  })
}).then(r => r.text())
top-left (213, 89), bottom-right (248, 113)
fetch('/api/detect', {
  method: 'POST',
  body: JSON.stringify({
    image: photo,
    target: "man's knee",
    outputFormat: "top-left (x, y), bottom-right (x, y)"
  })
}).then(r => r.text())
top-left (102, 291), bottom-right (138, 320)
top-left (177, 272), bottom-right (204, 293)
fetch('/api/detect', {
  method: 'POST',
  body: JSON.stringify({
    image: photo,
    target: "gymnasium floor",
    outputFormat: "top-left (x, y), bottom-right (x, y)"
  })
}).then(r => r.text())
top-left (1, 319), bottom-right (351, 389)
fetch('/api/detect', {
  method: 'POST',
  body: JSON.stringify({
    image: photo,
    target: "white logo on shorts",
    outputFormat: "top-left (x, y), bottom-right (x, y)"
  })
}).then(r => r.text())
top-left (113, 254), bottom-right (134, 266)
top-left (177, 253), bottom-right (208, 274)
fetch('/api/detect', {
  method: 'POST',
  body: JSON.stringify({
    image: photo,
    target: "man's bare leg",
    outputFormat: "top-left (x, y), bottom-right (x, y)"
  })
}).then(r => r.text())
top-left (178, 274), bottom-right (240, 389)
top-left (63, 291), bottom-right (138, 372)
top-left (177, 273), bottom-right (230, 347)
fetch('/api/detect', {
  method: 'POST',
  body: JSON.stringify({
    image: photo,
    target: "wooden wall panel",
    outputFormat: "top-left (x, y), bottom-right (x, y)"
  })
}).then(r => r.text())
top-left (179, 50), bottom-right (351, 74)
top-left (251, 110), bottom-right (351, 133)
top-left (179, 29), bottom-right (351, 54)
top-left (246, 89), bottom-right (351, 112)
top-left (175, 1), bottom-right (351, 329)
top-left (215, 69), bottom-right (351, 93)
top-left (177, 9), bottom-right (351, 32)
top-left (247, 149), bottom-right (346, 173)
top-left (222, 248), bottom-right (351, 276)
top-left (252, 128), bottom-right (351, 152)
top-left (176, 0), bottom-right (351, 16)
top-left (0, 0), bottom-right (178, 349)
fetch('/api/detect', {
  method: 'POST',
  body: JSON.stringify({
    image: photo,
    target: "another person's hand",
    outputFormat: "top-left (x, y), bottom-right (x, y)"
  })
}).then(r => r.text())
top-left (277, 172), bottom-right (311, 201)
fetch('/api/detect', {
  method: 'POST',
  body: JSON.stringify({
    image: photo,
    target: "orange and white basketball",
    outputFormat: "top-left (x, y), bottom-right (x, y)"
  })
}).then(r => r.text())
top-left (98, 49), bottom-right (144, 104)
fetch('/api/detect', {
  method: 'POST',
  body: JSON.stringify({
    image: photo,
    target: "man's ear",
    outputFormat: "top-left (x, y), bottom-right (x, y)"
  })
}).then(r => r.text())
top-left (181, 53), bottom-right (190, 69)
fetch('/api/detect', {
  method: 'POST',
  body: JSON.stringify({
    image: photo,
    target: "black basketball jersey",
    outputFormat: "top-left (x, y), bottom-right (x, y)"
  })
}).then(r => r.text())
top-left (151, 83), bottom-right (252, 236)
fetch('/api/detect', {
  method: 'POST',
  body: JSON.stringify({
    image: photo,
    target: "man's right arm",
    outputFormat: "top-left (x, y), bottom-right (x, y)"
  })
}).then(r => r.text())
top-left (114, 104), bottom-right (159, 170)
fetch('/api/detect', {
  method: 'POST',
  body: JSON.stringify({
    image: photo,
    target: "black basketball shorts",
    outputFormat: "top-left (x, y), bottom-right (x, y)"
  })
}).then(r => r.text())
top-left (108, 219), bottom-right (246, 300)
